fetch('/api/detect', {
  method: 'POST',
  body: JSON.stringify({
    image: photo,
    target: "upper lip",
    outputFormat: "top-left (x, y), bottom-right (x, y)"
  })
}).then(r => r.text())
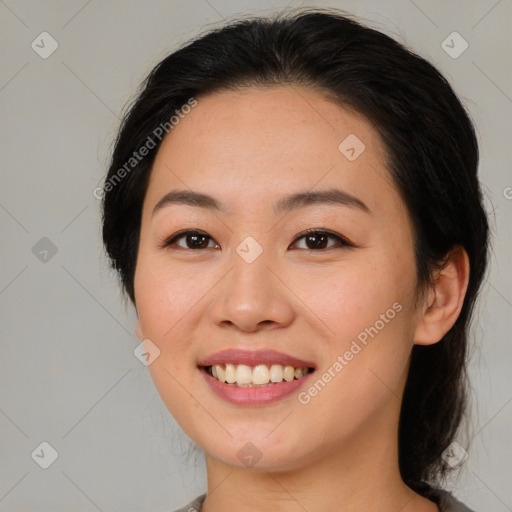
top-left (198, 349), bottom-right (316, 369)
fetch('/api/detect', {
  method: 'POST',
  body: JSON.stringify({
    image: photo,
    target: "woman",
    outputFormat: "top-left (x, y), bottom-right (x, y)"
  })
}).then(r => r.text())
top-left (101, 8), bottom-right (489, 512)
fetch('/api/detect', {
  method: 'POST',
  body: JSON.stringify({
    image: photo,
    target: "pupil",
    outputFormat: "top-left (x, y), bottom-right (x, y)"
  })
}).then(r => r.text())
top-left (188, 234), bottom-right (208, 249)
top-left (307, 234), bottom-right (327, 249)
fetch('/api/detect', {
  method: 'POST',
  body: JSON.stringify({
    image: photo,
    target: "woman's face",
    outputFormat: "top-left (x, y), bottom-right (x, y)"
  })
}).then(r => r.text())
top-left (134, 86), bottom-right (424, 471)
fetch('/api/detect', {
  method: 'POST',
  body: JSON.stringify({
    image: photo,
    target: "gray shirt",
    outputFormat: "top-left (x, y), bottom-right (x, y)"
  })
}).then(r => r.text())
top-left (170, 489), bottom-right (476, 511)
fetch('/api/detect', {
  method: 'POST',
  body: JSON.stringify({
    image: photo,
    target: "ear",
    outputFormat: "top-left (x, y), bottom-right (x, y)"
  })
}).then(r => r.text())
top-left (413, 245), bottom-right (470, 346)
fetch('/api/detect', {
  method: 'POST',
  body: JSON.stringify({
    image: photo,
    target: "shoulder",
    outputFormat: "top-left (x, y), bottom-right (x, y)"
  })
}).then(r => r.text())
top-left (431, 488), bottom-right (476, 512)
top-left (167, 493), bottom-right (207, 512)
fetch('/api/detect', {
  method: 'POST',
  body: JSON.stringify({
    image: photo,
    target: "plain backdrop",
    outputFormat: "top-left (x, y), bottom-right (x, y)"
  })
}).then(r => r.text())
top-left (0, 1), bottom-right (511, 511)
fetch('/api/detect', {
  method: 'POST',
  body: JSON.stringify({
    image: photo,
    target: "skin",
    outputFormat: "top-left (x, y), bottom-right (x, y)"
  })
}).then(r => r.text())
top-left (134, 86), bottom-right (469, 512)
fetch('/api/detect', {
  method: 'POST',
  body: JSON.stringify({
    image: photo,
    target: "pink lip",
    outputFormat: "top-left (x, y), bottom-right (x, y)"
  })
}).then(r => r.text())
top-left (198, 349), bottom-right (316, 369)
top-left (199, 367), bottom-right (315, 406)
top-left (198, 349), bottom-right (316, 407)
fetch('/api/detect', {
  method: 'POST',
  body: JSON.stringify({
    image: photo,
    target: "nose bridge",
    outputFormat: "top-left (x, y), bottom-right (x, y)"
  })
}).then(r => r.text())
top-left (232, 236), bottom-right (272, 294)
top-left (229, 235), bottom-right (275, 308)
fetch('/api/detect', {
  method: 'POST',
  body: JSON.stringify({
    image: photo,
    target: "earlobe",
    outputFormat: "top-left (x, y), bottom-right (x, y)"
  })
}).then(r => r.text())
top-left (413, 245), bottom-right (470, 346)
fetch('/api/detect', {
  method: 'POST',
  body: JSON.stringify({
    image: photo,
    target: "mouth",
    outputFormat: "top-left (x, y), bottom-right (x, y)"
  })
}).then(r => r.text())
top-left (203, 363), bottom-right (315, 387)
top-left (199, 364), bottom-right (316, 406)
top-left (197, 349), bottom-right (317, 406)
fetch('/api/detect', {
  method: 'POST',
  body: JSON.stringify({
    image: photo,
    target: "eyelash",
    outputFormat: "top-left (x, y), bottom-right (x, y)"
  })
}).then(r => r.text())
top-left (160, 228), bottom-right (355, 252)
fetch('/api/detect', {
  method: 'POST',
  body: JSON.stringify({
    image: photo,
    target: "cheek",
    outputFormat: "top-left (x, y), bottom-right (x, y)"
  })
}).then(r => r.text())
top-left (134, 256), bottom-right (208, 420)
top-left (292, 255), bottom-right (415, 396)
top-left (134, 253), bottom-right (209, 340)
top-left (291, 258), bottom-right (411, 343)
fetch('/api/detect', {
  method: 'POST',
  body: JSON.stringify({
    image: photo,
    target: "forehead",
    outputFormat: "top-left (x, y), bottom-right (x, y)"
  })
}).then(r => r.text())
top-left (144, 85), bottom-right (400, 217)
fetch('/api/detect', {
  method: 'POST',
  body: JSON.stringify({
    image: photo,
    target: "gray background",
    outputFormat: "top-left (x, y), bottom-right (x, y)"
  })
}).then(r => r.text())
top-left (0, 0), bottom-right (510, 510)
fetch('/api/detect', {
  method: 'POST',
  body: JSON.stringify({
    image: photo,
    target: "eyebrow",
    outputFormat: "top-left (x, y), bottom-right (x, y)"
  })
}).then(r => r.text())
top-left (152, 188), bottom-right (370, 217)
top-left (274, 188), bottom-right (370, 215)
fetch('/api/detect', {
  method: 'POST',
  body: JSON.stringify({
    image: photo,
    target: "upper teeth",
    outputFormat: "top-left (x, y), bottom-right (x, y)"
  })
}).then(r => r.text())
top-left (209, 364), bottom-right (310, 386)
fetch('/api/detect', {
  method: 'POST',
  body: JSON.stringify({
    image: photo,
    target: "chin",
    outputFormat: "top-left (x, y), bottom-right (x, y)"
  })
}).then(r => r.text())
top-left (199, 432), bottom-right (314, 473)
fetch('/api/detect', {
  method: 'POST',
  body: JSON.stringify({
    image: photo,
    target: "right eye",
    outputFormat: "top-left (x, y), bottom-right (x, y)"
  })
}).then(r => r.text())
top-left (160, 230), bottom-right (220, 250)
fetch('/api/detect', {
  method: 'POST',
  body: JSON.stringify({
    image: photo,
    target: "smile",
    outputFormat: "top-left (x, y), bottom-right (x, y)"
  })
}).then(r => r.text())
top-left (198, 348), bottom-right (317, 405)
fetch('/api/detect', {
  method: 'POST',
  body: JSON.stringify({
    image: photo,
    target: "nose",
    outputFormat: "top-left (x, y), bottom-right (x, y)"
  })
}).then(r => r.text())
top-left (209, 243), bottom-right (295, 333)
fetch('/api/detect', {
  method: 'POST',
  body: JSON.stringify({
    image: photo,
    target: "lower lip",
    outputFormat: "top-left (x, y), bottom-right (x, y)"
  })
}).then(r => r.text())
top-left (200, 367), bottom-right (314, 406)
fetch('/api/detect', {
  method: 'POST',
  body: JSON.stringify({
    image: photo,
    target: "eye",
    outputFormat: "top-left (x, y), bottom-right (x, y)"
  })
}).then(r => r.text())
top-left (160, 228), bottom-right (354, 251)
top-left (161, 230), bottom-right (220, 250)
top-left (290, 229), bottom-right (354, 251)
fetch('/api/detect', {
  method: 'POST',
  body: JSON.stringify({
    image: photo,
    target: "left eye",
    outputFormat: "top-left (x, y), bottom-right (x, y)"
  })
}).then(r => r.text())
top-left (290, 229), bottom-right (352, 250)
top-left (161, 229), bottom-right (353, 251)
